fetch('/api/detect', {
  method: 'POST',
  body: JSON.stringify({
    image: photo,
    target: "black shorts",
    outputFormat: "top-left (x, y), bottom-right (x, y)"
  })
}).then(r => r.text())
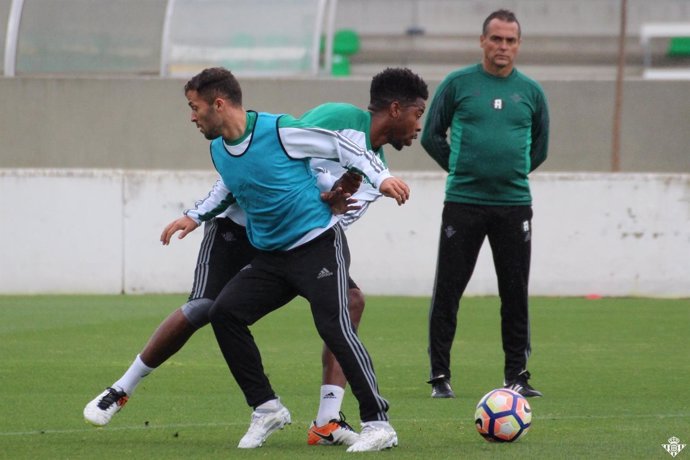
top-left (347, 276), bottom-right (359, 291)
top-left (188, 217), bottom-right (257, 302)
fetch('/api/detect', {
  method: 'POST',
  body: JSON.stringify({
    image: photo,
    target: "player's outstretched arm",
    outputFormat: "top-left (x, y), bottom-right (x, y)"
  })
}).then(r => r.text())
top-left (160, 216), bottom-right (200, 245)
top-left (379, 177), bottom-right (410, 205)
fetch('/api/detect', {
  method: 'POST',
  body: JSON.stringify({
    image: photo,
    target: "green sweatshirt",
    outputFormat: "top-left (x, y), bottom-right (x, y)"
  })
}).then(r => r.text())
top-left (422, 63), bottom-right (549, 206)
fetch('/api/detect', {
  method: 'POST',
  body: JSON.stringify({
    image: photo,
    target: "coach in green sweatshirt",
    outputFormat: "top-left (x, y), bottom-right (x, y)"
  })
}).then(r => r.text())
top-left (422, 9), bottom-right (549, 400)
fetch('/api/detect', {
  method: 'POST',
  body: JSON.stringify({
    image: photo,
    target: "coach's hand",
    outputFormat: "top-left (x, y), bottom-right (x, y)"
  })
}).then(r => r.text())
top-left (379, 177), bottom-right (410, 205)
top-left (160, 216), bottom-right (200, 245)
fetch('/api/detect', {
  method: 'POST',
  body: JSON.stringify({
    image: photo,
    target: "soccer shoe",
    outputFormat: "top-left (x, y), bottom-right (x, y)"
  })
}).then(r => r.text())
top-left (83, 387), bottom-right (129, 426)
top-left (346, 421), bottom-right (398, 452)
top-left (504, 370), bottom-right (543, 398)
top-left (307, 412), bottom-right (359, 446)
top-left (428, 376), bottom-right (455, 398)
top-left (237, 402), bottom-right (291, 448)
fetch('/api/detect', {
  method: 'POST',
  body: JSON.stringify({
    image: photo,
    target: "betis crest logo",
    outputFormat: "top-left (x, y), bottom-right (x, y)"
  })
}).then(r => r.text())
top-left (662, 437), bottom-right (686, 457)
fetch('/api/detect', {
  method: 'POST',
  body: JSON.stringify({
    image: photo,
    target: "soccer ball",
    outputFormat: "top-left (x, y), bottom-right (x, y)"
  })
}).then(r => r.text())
top-left (474, 388), bottom-right (531, 442)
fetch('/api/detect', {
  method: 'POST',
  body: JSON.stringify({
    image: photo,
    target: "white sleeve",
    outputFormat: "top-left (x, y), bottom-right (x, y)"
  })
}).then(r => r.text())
top-left (311, 165), bottom-right (339, 192)
top-left (281, 126), bottom-right (392, 189)
top-left (183, 178), bottom-right (236, 224)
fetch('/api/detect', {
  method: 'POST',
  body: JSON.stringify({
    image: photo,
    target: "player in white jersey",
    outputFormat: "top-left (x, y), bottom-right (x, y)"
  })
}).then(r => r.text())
top-left (83, 68), bottom-right (427, 451)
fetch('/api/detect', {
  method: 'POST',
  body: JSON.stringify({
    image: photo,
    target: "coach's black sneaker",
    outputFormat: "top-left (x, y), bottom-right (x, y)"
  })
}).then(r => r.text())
top-left (428, 376), bottom-right (455, 398)
top-left (504, 370), bottom-right (543, 398)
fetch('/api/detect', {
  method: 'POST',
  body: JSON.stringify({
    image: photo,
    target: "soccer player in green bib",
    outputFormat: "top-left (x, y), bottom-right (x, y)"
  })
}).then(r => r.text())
top-left (84, 67), bottom-right (427, 453)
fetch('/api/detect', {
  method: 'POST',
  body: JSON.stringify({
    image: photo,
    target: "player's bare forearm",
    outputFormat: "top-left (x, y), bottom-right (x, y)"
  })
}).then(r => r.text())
top-left (160, 216), bottom-right (200, 245)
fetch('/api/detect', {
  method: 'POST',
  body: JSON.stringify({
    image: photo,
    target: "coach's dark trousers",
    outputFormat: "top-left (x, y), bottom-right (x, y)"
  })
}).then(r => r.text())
top-left (210, 224), bottom-right (389, 423)
top-left (428, 202), bottom-right (533, 383)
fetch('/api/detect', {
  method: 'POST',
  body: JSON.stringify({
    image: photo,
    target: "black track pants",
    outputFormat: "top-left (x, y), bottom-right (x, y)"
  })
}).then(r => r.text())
top-left (210, 225), bottom-right (389, 422)
top-left (428, 202), bottom-right (533, 382)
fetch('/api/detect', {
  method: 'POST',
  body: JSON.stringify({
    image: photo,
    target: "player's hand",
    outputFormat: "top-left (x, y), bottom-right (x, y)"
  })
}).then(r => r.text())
top-left (333, 171), bottom-right (363, 195)
top-left (321, 187), bottom-right (361, 215)
top-left (379, 177), bottom-right (410, 205)
top-left (160, 216), bottom-right (199, 245)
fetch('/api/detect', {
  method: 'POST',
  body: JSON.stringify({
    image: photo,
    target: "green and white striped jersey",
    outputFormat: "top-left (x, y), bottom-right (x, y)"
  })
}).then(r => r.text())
top-left (186, 104), bottom-right (387, 231)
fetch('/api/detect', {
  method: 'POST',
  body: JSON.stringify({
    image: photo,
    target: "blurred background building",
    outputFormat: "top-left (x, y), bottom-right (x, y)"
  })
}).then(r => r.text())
top-left (1, 0), bottom-right (689, 296)
top-left (2, 0), bottom-right (690, 79)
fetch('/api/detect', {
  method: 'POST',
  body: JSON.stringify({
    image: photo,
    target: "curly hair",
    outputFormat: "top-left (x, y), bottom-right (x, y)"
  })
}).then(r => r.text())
top-left (368, 67), bottom-right (428, 111)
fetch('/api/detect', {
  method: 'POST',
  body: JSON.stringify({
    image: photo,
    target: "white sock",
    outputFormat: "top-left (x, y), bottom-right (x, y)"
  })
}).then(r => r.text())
top-left (256, 398), bottom-right (282, 411)
top-left (362, 420), bottom-right (393, 430)
top-left (112, 354), bottom-right (154, 396)
top-left (315, 385), bottom-right (345, 426)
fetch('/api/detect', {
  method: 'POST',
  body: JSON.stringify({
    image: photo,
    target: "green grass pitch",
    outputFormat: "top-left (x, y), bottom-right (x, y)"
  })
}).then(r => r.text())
top-left (1, 295), bottom-right (688, 459)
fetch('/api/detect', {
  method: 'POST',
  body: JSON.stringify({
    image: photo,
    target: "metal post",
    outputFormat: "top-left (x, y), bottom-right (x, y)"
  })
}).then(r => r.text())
top-left (159, 0), bottom-right (176, 77)
top-left (612, 0), bottom-right (627, 172)
top-left (4, 0), bottom-right (25, 77)
top-left (323, 0), bottom-right (338, 75)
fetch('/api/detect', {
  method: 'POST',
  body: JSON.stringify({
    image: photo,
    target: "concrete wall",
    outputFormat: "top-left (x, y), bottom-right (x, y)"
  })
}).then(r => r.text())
top-left (0, 76), bottom-right (689, 173)
top-left (1, 169), bottom-right (688, 298)
top-left (1, 74), bottom-right (688, 297)
top-left (334, 0), bottom-right (690, 37)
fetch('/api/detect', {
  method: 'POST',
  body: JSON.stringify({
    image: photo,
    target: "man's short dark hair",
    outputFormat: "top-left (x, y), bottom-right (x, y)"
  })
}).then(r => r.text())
top-left (369, 67), bottom-right (428, 111)
top-left (482, 9), bottom-right (521, 38)
top-left (184, 67), bottom-right (243, 106)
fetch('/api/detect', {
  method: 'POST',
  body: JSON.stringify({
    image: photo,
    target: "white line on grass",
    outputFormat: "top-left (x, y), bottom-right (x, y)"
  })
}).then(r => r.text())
top-left (0, 421), bottom-right (244, 437)
top-left (1, 413), bottom-right (688, 437)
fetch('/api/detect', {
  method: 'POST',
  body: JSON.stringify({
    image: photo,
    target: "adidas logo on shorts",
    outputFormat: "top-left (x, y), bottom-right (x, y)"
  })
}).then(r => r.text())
top-left (317, 267), bottom-right (333, 279)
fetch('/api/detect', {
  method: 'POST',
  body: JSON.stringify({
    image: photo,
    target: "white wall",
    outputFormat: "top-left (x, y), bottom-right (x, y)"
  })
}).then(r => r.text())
top-left (1, 169), bottom-right (688, 298)
top-left (346, 172), bottom-right (690, 298)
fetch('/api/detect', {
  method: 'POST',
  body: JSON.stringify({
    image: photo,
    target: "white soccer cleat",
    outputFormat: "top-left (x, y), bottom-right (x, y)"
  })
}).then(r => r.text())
top-left (346, 421), bottom-right (398, 452)
top-left (83, 387), bottom-right (129, 426)
top-left (237, 402), bottom-right (292, 448)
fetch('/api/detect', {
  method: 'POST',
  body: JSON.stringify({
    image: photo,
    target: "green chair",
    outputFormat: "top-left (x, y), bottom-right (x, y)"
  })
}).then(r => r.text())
top-left (667, 37), bottom-right (690, 57)
top-left (330, 28), bottom-right (360, 77)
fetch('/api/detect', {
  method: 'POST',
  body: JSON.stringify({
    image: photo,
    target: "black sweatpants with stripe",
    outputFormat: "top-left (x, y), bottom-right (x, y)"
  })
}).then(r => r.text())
top-left (209, 224), bottom-right (389, 423)
top-left (428, 202), bottom-right (533, 383)
top-left (180, 218), bottom-right (257, 328)
top-left (188, 217), bottom-right (257, 302)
